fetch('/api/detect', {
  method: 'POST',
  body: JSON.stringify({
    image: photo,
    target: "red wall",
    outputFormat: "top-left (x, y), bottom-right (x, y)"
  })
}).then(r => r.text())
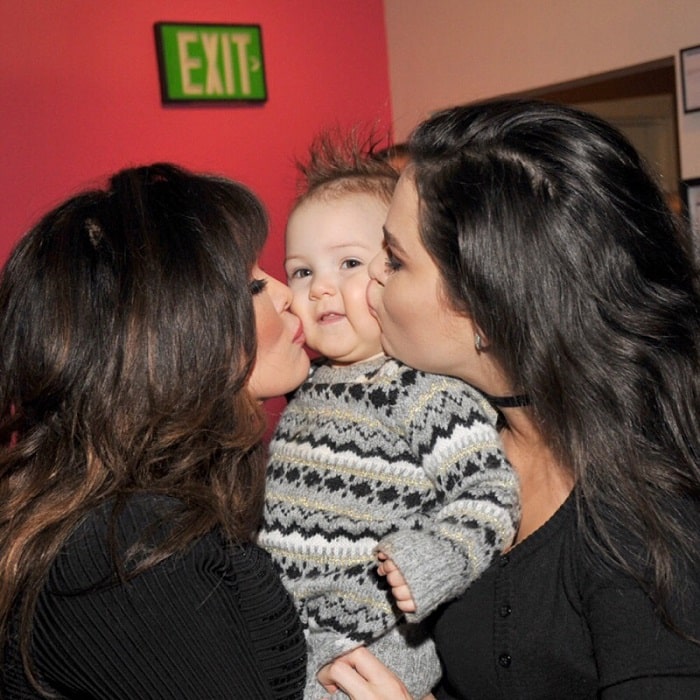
top-left (1, 1), bottom-right (391, 426)
top-left (1, 1), bottom-right (392, 281)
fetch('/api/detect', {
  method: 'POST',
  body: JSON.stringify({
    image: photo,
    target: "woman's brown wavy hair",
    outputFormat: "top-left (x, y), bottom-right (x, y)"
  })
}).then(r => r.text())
top-left (0, 163), bottom-right (269, 682)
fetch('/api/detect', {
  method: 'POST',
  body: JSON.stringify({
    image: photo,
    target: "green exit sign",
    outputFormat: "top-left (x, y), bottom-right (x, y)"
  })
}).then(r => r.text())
top-left (154, 23), bottom-right (267, 103)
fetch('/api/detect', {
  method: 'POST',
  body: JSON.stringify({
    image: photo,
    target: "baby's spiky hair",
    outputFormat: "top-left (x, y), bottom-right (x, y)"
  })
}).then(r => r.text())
top-left (294, 127), bottom-right (400, 208)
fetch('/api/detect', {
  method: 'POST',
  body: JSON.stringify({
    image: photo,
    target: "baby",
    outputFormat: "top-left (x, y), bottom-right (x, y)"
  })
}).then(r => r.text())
top-left (259, 134), bottom-right (519, 699)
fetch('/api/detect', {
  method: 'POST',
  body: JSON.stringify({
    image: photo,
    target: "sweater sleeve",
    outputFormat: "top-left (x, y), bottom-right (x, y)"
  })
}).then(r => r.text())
top-left (31, 499), bottom-right (305, 700)
top-left (377, 378), bottom-right (520, 622)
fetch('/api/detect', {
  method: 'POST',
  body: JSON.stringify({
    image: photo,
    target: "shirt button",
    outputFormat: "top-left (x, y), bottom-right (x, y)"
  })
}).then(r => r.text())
top-left (499, 604), bottom-right (512, 617)
top-left (498, 653), bottom-right (512, 668)
top-left (499, 554), bottom-right (510, 567)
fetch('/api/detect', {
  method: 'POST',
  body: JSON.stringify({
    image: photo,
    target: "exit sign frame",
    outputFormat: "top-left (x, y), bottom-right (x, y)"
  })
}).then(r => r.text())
top-left (154, 22), bottom-right (267, 104)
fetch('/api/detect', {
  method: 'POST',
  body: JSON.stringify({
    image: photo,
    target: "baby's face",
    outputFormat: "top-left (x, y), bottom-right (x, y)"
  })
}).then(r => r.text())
top-left (284, 192), bottom-right (386, 365)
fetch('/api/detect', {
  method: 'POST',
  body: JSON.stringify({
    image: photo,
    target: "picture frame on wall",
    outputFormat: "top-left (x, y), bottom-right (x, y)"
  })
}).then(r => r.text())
top-left (680, 44), bottom-right (700, 113)
top-left (682, 177), bottom-right (700, 257)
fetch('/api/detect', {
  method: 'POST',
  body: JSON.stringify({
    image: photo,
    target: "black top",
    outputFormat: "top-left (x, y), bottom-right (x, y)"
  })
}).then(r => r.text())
top-left (2, 495), bottom-right (306, 699)
top-left (434, 491), bottom-right (700, 699)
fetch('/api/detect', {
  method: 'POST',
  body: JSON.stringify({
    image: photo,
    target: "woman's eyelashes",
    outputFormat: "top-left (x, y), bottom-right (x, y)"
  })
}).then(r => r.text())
top-left (383, 244), bottom-right (402, 272)
top-left (249, 278), bottom-right (268, 295)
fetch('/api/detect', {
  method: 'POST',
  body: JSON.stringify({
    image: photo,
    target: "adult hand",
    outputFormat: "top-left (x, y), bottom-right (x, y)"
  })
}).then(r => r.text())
top-left (317, 646), bottom-right (414, 699)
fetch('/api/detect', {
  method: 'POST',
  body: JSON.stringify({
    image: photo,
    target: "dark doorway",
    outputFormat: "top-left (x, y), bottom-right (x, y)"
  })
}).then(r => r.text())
top-left (520, 58), bottom-right (681, 212)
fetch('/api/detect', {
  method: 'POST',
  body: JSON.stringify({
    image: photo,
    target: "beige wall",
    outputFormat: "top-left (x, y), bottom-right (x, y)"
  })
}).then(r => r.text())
top-left (383, 0), bottom-right (700, 178)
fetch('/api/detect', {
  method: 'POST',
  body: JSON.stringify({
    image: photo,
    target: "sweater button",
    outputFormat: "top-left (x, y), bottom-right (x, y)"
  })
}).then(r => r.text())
top-left (499, 603), bottom-right (512, 617)
top-left (498, 653), bottom-right (512, 668)
top-left (499, 554), bottom-right (510, 567)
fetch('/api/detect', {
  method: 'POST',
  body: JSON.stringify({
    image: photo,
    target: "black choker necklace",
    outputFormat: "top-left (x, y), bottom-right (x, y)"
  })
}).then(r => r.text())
top-left (484, 393), bottom-right (531, 408)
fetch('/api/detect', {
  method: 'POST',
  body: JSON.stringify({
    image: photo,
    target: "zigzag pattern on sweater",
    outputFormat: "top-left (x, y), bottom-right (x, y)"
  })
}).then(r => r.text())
top-left (259, 355), bottom-right (519, 698)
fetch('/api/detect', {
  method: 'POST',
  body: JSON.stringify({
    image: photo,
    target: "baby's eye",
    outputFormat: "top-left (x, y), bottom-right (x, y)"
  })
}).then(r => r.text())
top-left (289, 268), bottom-right (312, 279)
top-left (249, 278), bottom-right (268, 295)
top-left (341, 258), bottom-right (363, 270)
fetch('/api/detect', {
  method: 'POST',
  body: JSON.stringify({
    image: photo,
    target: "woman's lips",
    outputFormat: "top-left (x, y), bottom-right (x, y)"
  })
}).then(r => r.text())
top-left (293, 322), bottom-right (306, 345)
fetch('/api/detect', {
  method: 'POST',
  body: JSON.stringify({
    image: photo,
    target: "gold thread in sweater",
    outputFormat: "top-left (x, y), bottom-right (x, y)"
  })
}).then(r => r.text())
top-left (262, 543), bottom-right (373, 567)
top-left (264, 492), bottom-right (392, 521)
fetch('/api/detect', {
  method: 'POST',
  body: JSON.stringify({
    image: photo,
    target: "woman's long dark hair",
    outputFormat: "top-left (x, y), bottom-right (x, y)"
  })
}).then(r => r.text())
top-left (0, 163), bottom-right (269, 679)
top-left (409, 99), bottom-right (700, 624)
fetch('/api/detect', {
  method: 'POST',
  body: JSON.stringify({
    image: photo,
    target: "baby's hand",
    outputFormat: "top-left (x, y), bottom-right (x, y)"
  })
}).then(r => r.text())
top-left (376, 551), bottom-right (416, 613)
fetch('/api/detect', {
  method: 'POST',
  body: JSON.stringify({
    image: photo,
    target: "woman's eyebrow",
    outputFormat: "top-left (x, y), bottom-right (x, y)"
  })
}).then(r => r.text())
top-left (382, 226), bottom-right (407, 254)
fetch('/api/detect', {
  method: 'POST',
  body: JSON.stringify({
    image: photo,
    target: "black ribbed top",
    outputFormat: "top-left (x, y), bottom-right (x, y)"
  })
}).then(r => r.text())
top-left (2, 495), bottom-right (306, 698)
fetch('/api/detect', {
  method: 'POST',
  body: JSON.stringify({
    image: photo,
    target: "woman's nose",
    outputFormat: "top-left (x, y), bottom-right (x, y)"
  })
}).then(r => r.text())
top-left (368, 251), bottom-right (386, 285)
top-left (267, 275), bottom-right (293, 311)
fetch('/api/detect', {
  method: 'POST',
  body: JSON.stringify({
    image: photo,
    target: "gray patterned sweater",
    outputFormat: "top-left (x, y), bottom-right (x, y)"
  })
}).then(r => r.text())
top-left (259, 356), bottom-right (519, 699)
